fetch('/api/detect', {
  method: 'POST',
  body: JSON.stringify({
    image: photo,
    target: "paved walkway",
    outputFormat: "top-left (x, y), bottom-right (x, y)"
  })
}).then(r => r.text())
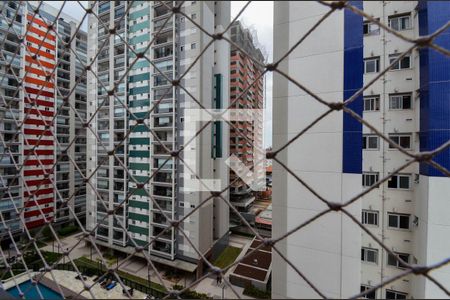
top-left (40, 234), bottom-right (184, 290)
top-left (43, 270), bottom-right (147, 299)
top-left (39, 233), bottom-right (256, 298)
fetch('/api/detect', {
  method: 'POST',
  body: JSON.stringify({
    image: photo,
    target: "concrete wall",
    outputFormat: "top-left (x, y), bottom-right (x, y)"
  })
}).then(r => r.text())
top-left (272, 2), bottom-right (362, 298)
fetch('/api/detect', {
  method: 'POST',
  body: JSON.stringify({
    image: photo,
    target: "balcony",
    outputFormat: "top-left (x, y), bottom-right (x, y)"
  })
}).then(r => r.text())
top-left (153, 144), bottom-right (172, 156)
top-left (153, 158), bottom-right (173, 170)
top-left (154, 131), bottom-right (174, 143)
top-left (154, 5), bottom-right (172, 19)
top-left (153, 186), bottom-right (173, 198)
top-left (155, 32), bottom-right (173, 47)
top-left (153, 171), bottom-right (173, 184)
top-left (154, 200), bottom-right (172, 212)
top-left (154, 19), bottom-right (173, 33)
top-left (154, 46), bottom-right (173, 60)
top-left (152, 240), bottom-right (172, 255)
top-left (153, 87), bottom-right (173, 101)
top-left (152, 212), bottom-right (170, 226)
top-left (153, 117), bottom-right (173, 129)
top-left (152, 227), bottom-right (172, 241)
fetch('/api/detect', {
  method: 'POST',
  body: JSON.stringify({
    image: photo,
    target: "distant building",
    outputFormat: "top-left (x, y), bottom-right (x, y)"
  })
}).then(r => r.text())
top-left (86, 1), bottom-right (231, 277)
top-left (229, 20), bottom-right (265, 221)
top-left (0, 1), bottom-right (87, 237)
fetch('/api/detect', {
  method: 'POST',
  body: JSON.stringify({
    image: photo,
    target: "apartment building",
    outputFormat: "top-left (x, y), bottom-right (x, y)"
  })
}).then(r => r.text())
top-left (0, 1), bottom-right (87, 238)
top-left (361, 2), bottom-right (449, 299)
top-left (86, 1), bottom-right (230, 275)
top-left (228, 21), bottom-right (265, 222)
top-left (273, 1), bottom-right (450, 299)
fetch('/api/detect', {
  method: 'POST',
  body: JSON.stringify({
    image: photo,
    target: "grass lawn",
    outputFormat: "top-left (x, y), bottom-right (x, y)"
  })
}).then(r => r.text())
top-left (212, 246), bottom-right (242, 269)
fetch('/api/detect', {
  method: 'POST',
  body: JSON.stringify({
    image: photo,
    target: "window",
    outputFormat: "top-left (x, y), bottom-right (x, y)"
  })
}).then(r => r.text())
top-left (389, 14), bottom-right (411, 31)
top-left (387, 174), bottom-right (411, 189)
top-left (191, 43), bottom-right (196, 50)
top-left (386, 290), bottom-right (407, 299)
top-left (360, 285), bottom-right (376, 299)
top-left (363, 96), bottom-right (380, 111)
top-left (362, 172), bottom-right (379, 187)
top-left (388, 213), bottom-right (410, 229)
top-left (362, 210), bottom-right (379, 226)
top-left (1, 211), bottom-right (11, 221)
top-left (363, 20), bottom-right (380, 36)
top-left (389, 53), bottom-right (411, 70)
top-left (361, 247), bottom-right (378, 264)
top-left (389, 133), bottom-right (412, 149)
top-left (364, 57), bottom-right (380, 73)
top-left (191, 13), bottom-right (197, 19)
top-left (363, 135), bottom-right (379, 150)
top-left (387, 252), bottom-right (410, 269)
top-left (389, 93), bottom-right (412, 109)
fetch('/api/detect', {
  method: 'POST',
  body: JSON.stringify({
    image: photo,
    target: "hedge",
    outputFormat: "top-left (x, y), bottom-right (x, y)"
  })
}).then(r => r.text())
top-left (243, 284), bottom-right (271, 299)
top-left (57, 225), bottom-right (79, 237)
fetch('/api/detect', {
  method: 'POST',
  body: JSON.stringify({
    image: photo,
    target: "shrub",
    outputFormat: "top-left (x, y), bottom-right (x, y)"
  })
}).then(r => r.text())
top-left (57, 224), bottom-right (79, 237)
top-left (243, 284), bottom-right (271, 299)
top-left (42, 226), bottom-right (54, 241)
top-left (172, 285), bottom-right (211, 299)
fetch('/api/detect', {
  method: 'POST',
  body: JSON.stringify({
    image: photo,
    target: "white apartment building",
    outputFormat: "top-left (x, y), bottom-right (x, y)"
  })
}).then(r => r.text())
top-left (86, 1), bottom-right (230, 276)
top-left (273, 1), bottom-right (450, 299)
top-left (361, 2), bottom-right (450, 299)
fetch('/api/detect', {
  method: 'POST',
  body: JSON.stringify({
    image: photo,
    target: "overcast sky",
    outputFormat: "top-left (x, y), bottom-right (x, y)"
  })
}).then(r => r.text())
top-left (47, 1), bottom-right (274, 147)
top-left (231, 1), bottom-right (273, 148)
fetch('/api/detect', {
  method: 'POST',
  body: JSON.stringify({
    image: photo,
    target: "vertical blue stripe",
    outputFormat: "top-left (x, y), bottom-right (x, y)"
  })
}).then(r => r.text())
top-left (342, 1), bottom-right (364, 174)
top-left (418, 1), bottom-right (450, 176)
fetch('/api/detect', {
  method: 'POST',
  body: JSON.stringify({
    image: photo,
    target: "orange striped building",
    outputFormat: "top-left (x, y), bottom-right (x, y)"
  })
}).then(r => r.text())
top-left (23, 13), bottom-right (57, 228)
top-left (0, 2), bottom-right (87, 238)
top-left (229, 21), bottom-right (265, 218)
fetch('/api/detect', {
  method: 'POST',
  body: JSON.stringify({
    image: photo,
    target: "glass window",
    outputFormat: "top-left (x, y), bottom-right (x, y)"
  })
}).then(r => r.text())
top-left (386, 290), bottom-right (407, 299)
top-left (389, 14), bottom-right (411, 31)
top-left (363, 96), bottom-right (380, 111)
top-left (364, 57), bottom-right (380, 73)
top-left (363, 20), bottom-right (380, 36)
top-left (388, 213), bottom-right (410, 229)
top-left (360, 285), bottom-right (376, 299)
top-left (389, 53), bottom-right (411, 70)
top-left (361, 248), bottom-right (378, 264)
top-left (387, 174), bottom-right (411, 189)
top-left (389, 94), bottom-right (412, 109)
top-left (362, 210), bottom-right (379, 226)
top-left (363, 135), bottom-right (379, 150)
top-left (362, 172), bottom-right (379, 187)
top-left (389, 134), bottom-right (412, 149)
top-left (387, 252), bottom-right (409, 269)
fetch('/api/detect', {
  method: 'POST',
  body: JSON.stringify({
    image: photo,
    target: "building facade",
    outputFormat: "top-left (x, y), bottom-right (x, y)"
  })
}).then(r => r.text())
top-left (0, 1), bottom-right (87, 238)
top-left (273, 1), bottom-right (450, 299)
top-left (86, 1), bottom-right (230, 273)
top-left (361, 2), bottom-right (450, 299)
top-left (272, 2), bottom-right (363, 298)
top-left (229, 21), bottom-right (265, 222)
